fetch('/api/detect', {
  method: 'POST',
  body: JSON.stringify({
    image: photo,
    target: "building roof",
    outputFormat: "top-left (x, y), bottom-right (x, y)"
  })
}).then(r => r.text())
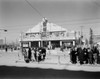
top-left (26, 22), bottom-right (67, 33)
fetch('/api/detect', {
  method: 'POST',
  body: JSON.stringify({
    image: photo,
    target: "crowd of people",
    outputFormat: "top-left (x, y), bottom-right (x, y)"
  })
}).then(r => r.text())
top-left (70, 45), bottom-right (100, 65)
top-left (23, 47), bottom-right (46, 63)
top-left (22, 44), bottom-right (100, 65)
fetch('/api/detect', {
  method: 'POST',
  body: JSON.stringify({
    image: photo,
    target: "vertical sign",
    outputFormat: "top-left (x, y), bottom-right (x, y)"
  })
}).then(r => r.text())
top-left (43, 18), bottom-right (48, 32)
top-left (42, 18), bottom-right (48, 37)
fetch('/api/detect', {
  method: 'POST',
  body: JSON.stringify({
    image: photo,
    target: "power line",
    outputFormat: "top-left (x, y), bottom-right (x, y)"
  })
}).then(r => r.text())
top-left (5, 23), bottom-right (36, 27)
top-left (23, 0), bottom-right (100, 26)
top-left (57, 20), bottom-right (100, 25)
top-left (51, 17), bottom-right (100, 23)
top-left (25, 0), bottom-right (44, 18)
top-left (5, 19), bottom-right (100, 28)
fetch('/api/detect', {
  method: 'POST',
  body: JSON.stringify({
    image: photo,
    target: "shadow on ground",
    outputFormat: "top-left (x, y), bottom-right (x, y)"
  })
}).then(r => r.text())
top-left (0, 66), bottom-right (100, 79)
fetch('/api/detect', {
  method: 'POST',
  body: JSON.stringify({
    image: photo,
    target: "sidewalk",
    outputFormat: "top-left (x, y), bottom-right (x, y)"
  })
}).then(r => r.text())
top-left (0, 50), bottom-right (100, 72)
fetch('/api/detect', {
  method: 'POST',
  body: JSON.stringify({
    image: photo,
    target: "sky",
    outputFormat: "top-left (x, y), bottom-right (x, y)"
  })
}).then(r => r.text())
top-left (0, 0), bottom-right (100, 43)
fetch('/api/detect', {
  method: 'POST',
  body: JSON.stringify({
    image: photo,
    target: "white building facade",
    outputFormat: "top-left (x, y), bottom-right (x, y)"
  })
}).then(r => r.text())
top-left (20, 19), bottom-right (80, 48)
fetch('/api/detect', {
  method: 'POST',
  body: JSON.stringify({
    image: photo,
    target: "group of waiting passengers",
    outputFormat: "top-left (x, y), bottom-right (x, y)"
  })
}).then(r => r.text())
top-left (23, 47), bottom-right (46, 63)
top-left (70, 45), bottom-right (100, 65)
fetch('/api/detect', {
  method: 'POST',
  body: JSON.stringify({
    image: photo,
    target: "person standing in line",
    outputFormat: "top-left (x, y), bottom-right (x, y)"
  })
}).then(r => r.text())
top-left (5, 47), bottom-right (8, 52)
top-left (88, 48), bottom-right (94, 64)
top-left (70, 47), bottom-right (77, 64)
top-left (96, 47), bottom-right (100, 64)
top-left (77, 46), bottom-right (84, 65)
top-left (31, 47), bottom-right (35, 61)
top-left (11, 47), bottom-right (13, 52)
top-left (69, 47), bottom-right (72, 63)
top-left (83, 47), bottom-right (88, 64)
top-left (33, 47), bottom-right (37, 61)
top-left (23, 48), bottom-right (29, 63)
top-left (92, 45), bottom-right (99, 64)
top-left (41, 47), bottom-right (46, 61)
top-left (28, 47), bottom-right (32, 61)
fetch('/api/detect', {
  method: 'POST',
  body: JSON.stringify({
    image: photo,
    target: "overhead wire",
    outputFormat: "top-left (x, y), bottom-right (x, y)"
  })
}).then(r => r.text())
top-left (25, 0), bottom-right (44, 18)
top-left (5, 18), bottom-right (100, 29)
top-left (7, 0), bottom-right (100, 28)
top-left (24, 0), bottom-right (100, 26)
top-left (58, 21), bottom-right (100, 25)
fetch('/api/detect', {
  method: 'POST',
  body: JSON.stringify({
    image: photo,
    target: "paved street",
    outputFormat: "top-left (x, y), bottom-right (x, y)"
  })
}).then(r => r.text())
top-left (0, 66), bottom-right (100, 79)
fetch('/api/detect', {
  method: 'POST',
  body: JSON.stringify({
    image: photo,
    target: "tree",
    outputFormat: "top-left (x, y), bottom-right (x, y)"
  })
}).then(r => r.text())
top-left (89, 28), bottom-right (93, 46)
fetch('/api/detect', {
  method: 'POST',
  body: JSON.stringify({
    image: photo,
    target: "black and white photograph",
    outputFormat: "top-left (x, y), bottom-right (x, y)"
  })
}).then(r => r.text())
top-left (0, 0), bottom-right (100, 79)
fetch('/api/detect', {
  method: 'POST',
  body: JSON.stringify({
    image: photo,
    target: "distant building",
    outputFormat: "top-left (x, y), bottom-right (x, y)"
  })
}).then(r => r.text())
top-left (0, 39), bottom-right (3, 45)
top-left (20, 18), bottom-right (80, 48)
top-left (93, 35), bottom-right (100, 43)
top-left (93, 35), bottom-right (100, 45)
top-left (0, 39), bottom-right (4, 49)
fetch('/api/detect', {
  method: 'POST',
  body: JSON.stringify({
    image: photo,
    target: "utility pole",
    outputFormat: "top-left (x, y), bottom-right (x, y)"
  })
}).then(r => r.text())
top-left (80, 26), bottom-right (83, 45)
top-left (5, 37), bottom-right (6, 47)
top-left (74, 31), bottom-right (77, 46)
top-left (89, 28), bottom-right (93, 47)
top-left (20, 32), bottom-right (23, 52)
top-left (80, 26), bottom-right (83, 38)
top-left (40, 26), bottom-right (43, 47)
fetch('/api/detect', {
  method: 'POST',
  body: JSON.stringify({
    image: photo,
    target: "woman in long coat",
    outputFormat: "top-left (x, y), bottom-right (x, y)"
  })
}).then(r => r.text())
top-left (28, 47), bottom-right (32, 61)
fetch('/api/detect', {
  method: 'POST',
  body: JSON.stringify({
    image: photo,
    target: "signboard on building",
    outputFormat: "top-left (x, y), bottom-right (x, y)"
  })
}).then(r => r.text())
top-left (41, 18), bottom-right (48, 38)
top-left (42, 18), bottom-right (48, 32)
top-left (22, 43), bottom-right (29, 47)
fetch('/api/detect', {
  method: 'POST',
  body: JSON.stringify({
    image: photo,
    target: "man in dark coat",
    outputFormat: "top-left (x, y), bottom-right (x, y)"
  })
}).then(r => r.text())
top-left (77, 46), bottom-right (84, 65)
top-left (92, 46), bottom-right (99, 64)
top-left (96, 47), bottom-right (100, 64)
top-left (38, 47), bottom-right (46, 61)
top-left (5, 47), bottom-right (8, 52)
top-left (24, 48), bottom-right (30, 63)
top-left (83, 47), bottom-right (88, 64)
top-left (70, 47), bottom-right (77, 64)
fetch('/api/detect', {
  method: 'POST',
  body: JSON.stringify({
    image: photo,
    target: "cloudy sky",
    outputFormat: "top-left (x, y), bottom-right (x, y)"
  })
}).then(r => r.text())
top-left (0, 0), bottom-right (100, 43)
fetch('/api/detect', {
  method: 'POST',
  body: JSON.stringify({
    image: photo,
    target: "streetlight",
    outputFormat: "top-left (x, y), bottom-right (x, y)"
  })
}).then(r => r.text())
top-left (4, 30), bottom-right (7, 32)
top-left (80, 26), bottom-right (83, 45)
top-left (0, 29), bottom-right (7, 32)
